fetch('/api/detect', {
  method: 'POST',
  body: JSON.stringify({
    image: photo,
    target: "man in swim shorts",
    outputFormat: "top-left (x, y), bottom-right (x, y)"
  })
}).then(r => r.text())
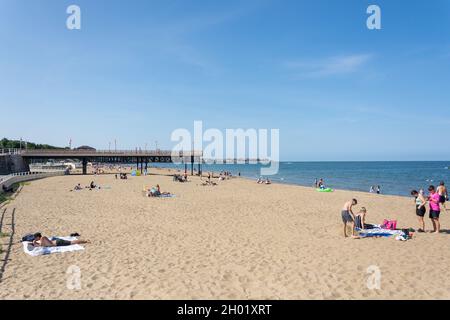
top-left (437, 181), bottom-right (448, 211)
top-left (32, 233), bottom-right (91, 247)
top-left (428, 186), bottom-right (441, 233)
top-left (341, 199), bottom-right (358, 238)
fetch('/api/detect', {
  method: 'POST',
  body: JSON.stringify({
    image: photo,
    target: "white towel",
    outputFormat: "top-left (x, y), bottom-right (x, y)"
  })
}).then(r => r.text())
top-left (22, 236), bottom-right (85, 257)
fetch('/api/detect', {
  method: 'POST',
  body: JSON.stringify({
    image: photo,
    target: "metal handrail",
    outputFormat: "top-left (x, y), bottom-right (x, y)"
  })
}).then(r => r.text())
top-left (0, 148), bottom-right (22, 155)
top-left (2, 148), bottom-right (204, 156)
top-left (20, 149), bottom-right (203, 156)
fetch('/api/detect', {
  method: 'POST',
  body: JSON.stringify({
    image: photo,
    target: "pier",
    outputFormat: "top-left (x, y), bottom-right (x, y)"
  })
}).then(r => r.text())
top-left (0, 149), bottom-right (203, 176)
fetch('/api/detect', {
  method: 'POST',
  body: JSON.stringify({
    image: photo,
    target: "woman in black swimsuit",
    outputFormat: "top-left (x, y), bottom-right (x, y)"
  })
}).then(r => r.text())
top-left (411, 190), bottom-right (427, 232)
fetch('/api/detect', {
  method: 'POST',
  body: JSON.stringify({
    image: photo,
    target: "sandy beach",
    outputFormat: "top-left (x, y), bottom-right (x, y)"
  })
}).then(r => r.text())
top-left (1, 170), bottom-right (450, 300)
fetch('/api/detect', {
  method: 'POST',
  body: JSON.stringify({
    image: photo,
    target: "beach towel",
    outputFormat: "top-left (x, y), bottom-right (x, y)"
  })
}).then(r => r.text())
top-left (357, 226), bottom-right (408, 241)
top-left (22, 236), bottom-right (85, 257)
top-left (155, 194), bottom-right (176, 198)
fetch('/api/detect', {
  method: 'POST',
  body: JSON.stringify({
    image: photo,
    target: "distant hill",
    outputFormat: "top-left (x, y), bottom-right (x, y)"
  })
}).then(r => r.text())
top-left (0, 138), bottom-right (66, 150)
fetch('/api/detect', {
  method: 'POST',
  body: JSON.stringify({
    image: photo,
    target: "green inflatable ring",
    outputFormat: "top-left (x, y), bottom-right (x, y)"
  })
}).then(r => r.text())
top-left (316, 188), bottom-right (333, 193)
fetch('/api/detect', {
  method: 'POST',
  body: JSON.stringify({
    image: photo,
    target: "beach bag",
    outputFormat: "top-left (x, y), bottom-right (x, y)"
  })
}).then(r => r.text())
top-left (21, 234), bottom-right (35, 242)
top-left (382, 219), bottom-right (397, 230)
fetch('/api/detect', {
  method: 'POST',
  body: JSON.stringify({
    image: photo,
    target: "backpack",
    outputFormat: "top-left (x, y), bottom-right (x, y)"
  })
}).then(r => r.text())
top-left (21, 234), bottom-right (36, 242)
top-left (382, 219), bottom-right (397, 230)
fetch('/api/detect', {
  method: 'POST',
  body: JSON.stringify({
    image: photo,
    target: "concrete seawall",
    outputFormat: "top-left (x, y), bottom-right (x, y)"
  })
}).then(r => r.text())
top-left (0, 171), bottom-right (66, 193)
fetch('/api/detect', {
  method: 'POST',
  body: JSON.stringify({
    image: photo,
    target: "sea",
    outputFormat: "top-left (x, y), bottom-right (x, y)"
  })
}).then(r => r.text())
top-left (151, 161), bottom-right (450, 197)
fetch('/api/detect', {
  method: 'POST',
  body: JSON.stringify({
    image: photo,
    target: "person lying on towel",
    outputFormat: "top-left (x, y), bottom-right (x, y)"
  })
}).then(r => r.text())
top-left (32, 233), bottom-right (91, 247)
top-left (148, 184), bottom-right (172, 197)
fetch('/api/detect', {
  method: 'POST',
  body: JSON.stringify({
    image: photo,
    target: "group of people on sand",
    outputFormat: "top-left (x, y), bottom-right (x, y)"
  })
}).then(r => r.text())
top-left (341, 199), bottom-right (366, 238)
top-left (411, 182), bottom-right (448, 233)
top-left (220, 171), bottom-right (233, 178)
top-left (201, 172), bottom-right (217, 186)
top-left (173, 173), bottom-right (188, 182)
top-left (72, 181), bottom-right (98, 191)
top-left (341, 181), bottom-right (449, 238)
top-left (115, 173), bottom-right (128, 179)
top-left (257, 177), bottom-right (271, 185)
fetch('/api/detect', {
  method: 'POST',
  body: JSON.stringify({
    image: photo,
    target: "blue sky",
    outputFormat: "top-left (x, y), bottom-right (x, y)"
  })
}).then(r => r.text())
top-left (1, 0), bottom-right (450, 161)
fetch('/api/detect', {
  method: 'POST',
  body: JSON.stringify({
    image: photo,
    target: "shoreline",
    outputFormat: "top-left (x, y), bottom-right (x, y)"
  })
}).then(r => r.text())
top-left (65, 160), bottom-right (449, 198)
top-left (139, 164), bottom-right (417, 199)
top-left (235, 174), bottom-right (413, 199)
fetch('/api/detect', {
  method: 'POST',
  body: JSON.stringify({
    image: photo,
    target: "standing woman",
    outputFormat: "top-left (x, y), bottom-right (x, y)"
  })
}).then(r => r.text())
top-left (411, 190), bottom-right (427, 232)
top-left (428, 185), bottom-right (441, 233)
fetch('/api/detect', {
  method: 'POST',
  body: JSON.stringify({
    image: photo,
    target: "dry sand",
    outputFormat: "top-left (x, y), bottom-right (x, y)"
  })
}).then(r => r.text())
top-left (1, 169), bottom-right (450, 300)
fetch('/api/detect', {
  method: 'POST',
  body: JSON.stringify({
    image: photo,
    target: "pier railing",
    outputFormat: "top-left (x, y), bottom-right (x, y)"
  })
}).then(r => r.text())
top-left (20, 149), bottom-right (203, 157)
top-left (1, 149), bottom-right (203, 158)
top-left (0, 148), bottom-right (22, 155)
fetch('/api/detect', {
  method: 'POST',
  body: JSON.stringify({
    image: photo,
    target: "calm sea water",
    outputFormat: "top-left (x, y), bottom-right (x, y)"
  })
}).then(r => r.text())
top-left (151, 161), bottom-right (450, 197)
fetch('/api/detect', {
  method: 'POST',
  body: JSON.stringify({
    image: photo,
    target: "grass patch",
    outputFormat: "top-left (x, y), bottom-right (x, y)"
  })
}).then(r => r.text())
top-left (0, 183), bottom-right (21, 205)
top-left (0, 193), bottom-right (10, 205)
top-left (0, 232), bottom-right (9, 238)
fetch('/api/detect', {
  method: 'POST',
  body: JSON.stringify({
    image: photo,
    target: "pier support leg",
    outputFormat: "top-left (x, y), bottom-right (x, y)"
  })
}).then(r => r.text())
top-left (82, 158), bottom-right (87, 175)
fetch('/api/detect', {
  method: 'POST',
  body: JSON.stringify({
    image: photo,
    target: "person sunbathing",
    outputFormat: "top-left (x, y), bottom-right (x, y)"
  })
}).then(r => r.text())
top-left (201, 180), bottom-right (217, 186)
top-left (73, 183), bottom-right (82, 191)
top-left (32, 233), bottom-right (90, 247)
top-left (148, 185), bottom-right (171, 197)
